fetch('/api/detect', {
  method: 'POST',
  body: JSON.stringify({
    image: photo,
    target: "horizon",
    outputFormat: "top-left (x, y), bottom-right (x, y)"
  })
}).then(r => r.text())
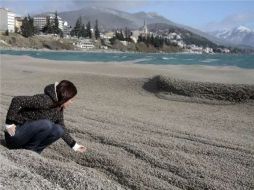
top-left (1, 0), bottom-right (254, 32)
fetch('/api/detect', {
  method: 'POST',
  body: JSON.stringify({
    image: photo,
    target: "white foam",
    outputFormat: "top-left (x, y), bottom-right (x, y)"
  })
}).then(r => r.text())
top-left (200, 59), bottom-right (218, 63)
top-left (162, 57), bottom-right (176, 60)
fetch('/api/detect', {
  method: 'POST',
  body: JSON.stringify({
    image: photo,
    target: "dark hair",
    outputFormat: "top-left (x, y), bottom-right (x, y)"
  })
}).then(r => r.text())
top-left (52, 80), bottom-right (77, 110)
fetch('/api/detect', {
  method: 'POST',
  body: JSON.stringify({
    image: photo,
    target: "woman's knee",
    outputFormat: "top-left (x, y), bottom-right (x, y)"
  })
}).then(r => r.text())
top-left (36, 119), bottom-right (54, 131)
top-left (52, 125), bottom-right (64, 138)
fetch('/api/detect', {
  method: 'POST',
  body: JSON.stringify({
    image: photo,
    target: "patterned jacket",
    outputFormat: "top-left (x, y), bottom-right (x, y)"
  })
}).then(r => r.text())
top-left (5, 82), bottom-right (76, 148)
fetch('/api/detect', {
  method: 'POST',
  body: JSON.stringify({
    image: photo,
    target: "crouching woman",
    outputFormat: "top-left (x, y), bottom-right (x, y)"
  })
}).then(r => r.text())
top-left (4, 80), bottom-right (86, 154)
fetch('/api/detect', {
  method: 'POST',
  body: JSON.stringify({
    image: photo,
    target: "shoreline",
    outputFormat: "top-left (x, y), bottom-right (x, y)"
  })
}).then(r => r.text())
top-left (1, 46), bottom-right (251, 56)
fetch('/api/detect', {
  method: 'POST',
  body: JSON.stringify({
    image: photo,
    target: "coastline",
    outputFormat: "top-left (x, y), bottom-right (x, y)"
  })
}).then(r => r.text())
top-left (0, 55), bottom-right (254, 189)
top-left (2, 46), bottom-right (251, 55)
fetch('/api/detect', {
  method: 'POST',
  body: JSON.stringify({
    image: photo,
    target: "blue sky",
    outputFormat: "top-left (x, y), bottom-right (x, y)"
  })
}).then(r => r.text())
top-left (1, 0), bottom-right (254, 31)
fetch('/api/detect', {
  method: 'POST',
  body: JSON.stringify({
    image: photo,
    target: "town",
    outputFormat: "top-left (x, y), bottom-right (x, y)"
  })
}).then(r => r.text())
top-left (0, 7), bottom-right (231, 54)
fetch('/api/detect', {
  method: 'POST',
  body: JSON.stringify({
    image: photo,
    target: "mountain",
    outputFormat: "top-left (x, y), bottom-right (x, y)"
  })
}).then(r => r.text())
top-left (176, 25), bottom-right (230, 46)
top-left (54, 7), bottom-right (251, 50)
top-left (58, 7), bottom-right (175, 32)
top-left (57, 7), bottom-right (232, 47)
top-left (210, 26), bottom-right (254, 47)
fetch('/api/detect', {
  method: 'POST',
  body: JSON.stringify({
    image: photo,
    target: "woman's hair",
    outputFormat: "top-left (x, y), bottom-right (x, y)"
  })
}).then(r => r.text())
top-left (52, 80), bottom-right (77, 109)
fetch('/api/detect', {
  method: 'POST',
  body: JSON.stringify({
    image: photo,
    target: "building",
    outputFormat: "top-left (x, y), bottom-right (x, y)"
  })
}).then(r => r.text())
top-left (130, 36), bottom-right (137, 43)
top-left (74, 39), bottom-right (95, 49)
top-left (187, 44), bottom-right (203, 53)
top-left (0, 8), bottom-right (15, 32)
top-left (63, 21), bottom-right (71, 36)
top-left (141, 20), bottom-right (148, 36)
top-left (33, 13), bottom-right (64, 32)
top-left (133, 20), bottom-right (149, 39)
top-left (203, 47), bottom-right (214, 54)
top-left (15, 17), bottom-right (23, 33)
top-left (33, 16), bottom-right (47, 31)
top-left (103, 32), bottom-right (114, 39)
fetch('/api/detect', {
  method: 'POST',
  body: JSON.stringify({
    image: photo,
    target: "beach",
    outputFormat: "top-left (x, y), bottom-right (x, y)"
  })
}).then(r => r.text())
top-left (0, 55), bottom-right (254, 190)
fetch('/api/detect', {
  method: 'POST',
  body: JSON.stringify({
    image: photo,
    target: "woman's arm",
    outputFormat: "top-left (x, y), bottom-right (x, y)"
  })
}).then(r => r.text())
top-left (5, 94), bottom-right (52, 125)
top-left (55, 111), bottom-right (77, 148)
top-left (55, 111), bottom-right (86, 152)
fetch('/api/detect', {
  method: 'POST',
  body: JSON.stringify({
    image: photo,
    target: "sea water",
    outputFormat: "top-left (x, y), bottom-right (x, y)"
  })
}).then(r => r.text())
top-left (1, 49), bottom-right (254, 69)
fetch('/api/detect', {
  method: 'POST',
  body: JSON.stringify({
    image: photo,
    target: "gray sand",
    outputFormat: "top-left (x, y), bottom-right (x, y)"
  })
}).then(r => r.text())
top-left (0, 55), bottom-right (254, 190)
top-left (144, 75), bottom-right (254, 104)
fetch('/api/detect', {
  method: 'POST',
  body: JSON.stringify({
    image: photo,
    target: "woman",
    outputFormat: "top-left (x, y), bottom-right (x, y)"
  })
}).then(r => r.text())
top-left (4, 80), bottom-right (86, 154)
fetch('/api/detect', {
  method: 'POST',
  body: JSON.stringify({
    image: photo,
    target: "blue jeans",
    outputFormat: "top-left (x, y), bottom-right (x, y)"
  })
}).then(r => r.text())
top-left (4, 119), bottom-right (64, 154)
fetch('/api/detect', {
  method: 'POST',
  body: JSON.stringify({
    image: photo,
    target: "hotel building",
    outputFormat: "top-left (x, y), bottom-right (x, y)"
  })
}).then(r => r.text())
top-left (33, 13), bottom-right (64, 32)
top-left (0, 8), bottom-right (15, 32)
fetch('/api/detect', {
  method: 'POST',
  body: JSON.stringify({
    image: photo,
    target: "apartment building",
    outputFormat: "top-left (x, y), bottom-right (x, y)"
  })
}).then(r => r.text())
top-left (33, 13), bottom-right (64, 32)
top-left (0, 8), bottom-right (15, 32)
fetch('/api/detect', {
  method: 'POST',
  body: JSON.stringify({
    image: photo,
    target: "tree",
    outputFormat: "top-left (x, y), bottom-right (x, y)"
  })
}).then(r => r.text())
top-left (42, 11), bottom-right (62, 35)
top-left (80, 24), bottom-right (86, 37)
top-left (124, 27), bottom-right (132, 41)
top-left (59, 30), bottom-right (64, 38)
top-left (4, 29), bottom-right (9, 36)
top-left (71, 16), bottom-right (82, 37)
top-left (94, 19), bottom-right (100, 39)
top-left (21, 15), bottom-right (35, 37)
top-left (151, 34), bottom-right (155, 45)
top-left (154, 36), bottom-right (160, 48)
top-left (115, 30), bottom-right (124, 41)
top-left (14, 26), bottom-right (18, 33)
top-left (42, 16), bottom-right (53, 34)
top-left (53, 11), bottom-right (60, 34)
top-left (86, 21), bottom-right (92, 38)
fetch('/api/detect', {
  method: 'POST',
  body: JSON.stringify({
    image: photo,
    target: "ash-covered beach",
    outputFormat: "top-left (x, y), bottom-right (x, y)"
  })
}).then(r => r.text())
top-left (0, 55), bottom-right (254, 190)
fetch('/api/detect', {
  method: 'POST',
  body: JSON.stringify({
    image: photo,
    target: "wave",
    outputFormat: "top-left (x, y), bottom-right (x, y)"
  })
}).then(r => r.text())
top-left (162, 57), bottom-right (176, 60)
top-left (200, 59), bottom-right (219, 63)
top-left (129, 58), bottom-right (152, 63)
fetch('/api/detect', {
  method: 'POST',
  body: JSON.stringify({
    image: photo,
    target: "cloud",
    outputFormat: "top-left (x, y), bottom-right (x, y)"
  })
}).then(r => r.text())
top-left (0, 0), bottom-right (152, 15)
top-left (0, 0), bottom-right (76, 15)
top-left (204, 11), bottom-right (254, 31)
top-left (70, 0), bottom-right (151, 11)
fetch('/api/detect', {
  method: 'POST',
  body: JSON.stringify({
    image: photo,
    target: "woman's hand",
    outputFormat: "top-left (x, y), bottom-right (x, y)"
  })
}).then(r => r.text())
top-left (76, 144), bottom-right (87, 153)
top-left (6, 124), bottom-right (16, 136)
top-left (73, 143), bottom-right (87, 153)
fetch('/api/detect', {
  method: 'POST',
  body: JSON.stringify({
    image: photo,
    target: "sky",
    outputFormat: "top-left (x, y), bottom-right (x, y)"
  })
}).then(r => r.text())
top-left (1, 0), bottom-right (254, 31)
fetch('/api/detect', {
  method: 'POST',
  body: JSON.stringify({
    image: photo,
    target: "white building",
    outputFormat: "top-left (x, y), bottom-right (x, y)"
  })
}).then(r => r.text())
top-left (130, 36), bottom-right (137, 43)
top-left (222, 48), bottom-right (230, 53)
top-left (177, 41), bottom-right (185, 48)
top-left (63, 21), bottom-right (71, 36)
top-left (166, 33), bottom-right (182, 40)
top-left (188, 44), bottom-right (203, 53)
top-left (0, 8), bottom-right (15, 32)
top-left (142, 20), bottom-right (148, 35)
top-left (120, 40), bottom-right (128, 46)
top-left (15, 17), bottom-right (23, 33)
top-left (203, 47), bottom-right (214, 54)
top-left (74, 39), bottom-right (95, 49)
top-left (33, 13), bottom-right (64, 32)
top-left (139, 20), bottom-right (149, 37)
top-left (33, 16), bottom-right (47, 31)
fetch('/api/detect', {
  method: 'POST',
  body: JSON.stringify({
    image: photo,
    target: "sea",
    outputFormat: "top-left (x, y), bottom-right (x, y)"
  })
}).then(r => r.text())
top-left (1, 49), bottom-right (254, 69)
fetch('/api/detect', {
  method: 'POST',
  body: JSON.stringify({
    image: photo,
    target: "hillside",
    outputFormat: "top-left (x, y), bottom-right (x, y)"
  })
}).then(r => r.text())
top-left (58, 7), bottom-right (175, 31)
top-left (0, 33), bottom-right (75, 50)
top-left (147, 23), bottom-right (220, 49)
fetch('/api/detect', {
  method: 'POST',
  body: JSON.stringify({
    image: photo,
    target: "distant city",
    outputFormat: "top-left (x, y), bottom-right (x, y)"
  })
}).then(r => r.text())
top-left (1, 7), bottom-right (253, 54)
